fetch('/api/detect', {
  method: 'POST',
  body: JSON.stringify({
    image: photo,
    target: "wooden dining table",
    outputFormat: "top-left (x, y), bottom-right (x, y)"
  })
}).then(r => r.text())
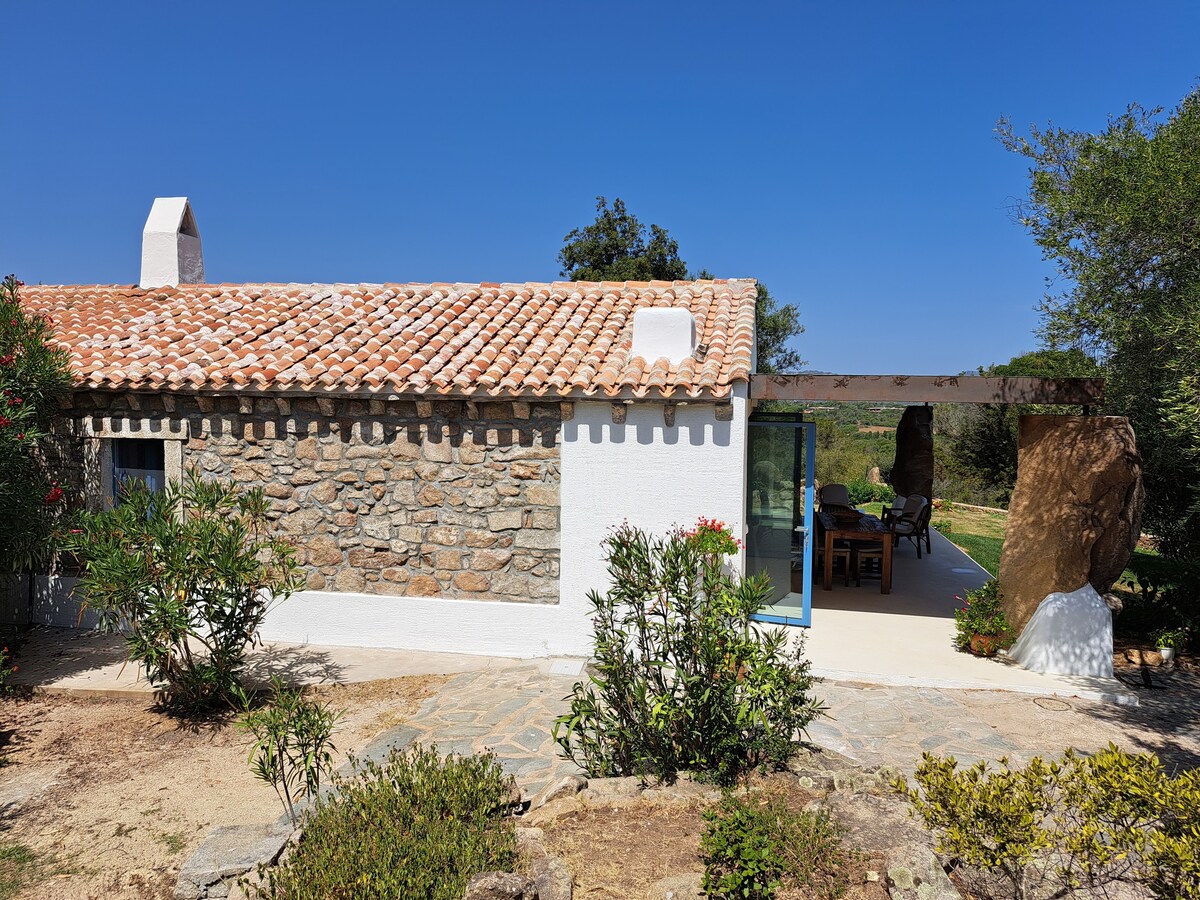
top-left (816, 509), bottom-right (893, 594)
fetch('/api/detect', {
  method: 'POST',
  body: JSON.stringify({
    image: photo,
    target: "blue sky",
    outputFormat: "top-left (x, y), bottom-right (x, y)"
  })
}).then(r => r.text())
top-left (3, 2), bottom-right (1198, 374)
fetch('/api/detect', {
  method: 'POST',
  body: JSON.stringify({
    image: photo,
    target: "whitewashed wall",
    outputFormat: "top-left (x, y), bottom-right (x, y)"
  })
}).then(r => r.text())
top-left (26, 390), bottom-right (750, 659)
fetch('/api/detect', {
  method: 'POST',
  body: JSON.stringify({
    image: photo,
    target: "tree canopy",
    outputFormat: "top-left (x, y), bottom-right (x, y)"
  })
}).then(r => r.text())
top-left (999, 88), bottom-right (1200, 558)
top-left (558, 197), bottom-right (689, 283)
top-left (558, 196), bottom-right (805, 372)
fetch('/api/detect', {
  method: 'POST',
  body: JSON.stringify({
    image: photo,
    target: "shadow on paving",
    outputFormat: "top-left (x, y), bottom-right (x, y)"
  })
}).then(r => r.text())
top-left (242, 643), bottom-right (348, 687)
top-left (1090, 666), bottom-right (1200, 772)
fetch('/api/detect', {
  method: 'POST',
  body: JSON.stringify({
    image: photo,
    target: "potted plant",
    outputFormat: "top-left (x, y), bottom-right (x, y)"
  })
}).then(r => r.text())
top-left (953, 579), bottom-right (1011, 657)
top-left (1152, 627), bottom-right (1188, 664)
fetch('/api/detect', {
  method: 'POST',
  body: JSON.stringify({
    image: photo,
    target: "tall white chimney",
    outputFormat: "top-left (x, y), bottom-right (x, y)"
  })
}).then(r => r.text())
top-left (140, 197), bottom-right (203, 288)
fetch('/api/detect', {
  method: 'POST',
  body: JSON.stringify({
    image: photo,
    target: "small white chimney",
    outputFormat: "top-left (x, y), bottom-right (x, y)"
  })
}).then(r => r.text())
top-left (140, 197), bottom-right (204, 288)
top-left (630, 307), bottom-right (697, 365)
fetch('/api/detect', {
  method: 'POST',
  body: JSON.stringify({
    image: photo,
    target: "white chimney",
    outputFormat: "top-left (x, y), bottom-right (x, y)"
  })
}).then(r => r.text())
top-left (630, 307), bottom-right (697, 365)
top-left (140, 197), bottom-right (204, 288)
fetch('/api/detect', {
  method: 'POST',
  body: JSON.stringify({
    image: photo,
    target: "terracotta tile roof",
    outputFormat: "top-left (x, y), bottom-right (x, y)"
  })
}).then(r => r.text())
top-left (22, 280), bottom-right (757, 399)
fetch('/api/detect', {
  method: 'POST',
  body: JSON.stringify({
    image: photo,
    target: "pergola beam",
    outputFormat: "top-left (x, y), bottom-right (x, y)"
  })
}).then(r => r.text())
top-left (750, 374), bottom-right (1105, 406)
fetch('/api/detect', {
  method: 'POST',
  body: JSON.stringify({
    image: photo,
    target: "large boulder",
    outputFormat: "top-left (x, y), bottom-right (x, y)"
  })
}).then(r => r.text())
top-left (890, 406), bottom-right (934, 501)
top-left (999, 416), bottom-right (1143, 634)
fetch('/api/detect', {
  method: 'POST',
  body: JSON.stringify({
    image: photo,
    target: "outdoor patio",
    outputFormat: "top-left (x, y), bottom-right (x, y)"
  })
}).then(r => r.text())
top-left (794, 528), bottom-right (1137, 703)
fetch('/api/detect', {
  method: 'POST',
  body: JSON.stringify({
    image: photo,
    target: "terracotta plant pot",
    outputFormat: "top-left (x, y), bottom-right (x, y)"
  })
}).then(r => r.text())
top-left (969, 634), bottom-right (1002, 657)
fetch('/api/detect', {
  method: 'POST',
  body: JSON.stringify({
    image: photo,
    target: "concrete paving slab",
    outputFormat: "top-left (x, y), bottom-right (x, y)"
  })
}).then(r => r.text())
top-left (9, 625), bottom-right (581, 697)
top-left (798, 529), bottom-right (1137, 704)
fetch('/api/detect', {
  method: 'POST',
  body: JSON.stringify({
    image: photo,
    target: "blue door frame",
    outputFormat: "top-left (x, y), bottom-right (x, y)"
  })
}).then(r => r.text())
top-left (747, 416), bottom-right (816, 628)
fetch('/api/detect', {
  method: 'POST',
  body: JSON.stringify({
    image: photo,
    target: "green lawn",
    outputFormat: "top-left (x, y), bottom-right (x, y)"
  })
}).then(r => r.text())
top-left (859, 501), bottom-right (1005, 577)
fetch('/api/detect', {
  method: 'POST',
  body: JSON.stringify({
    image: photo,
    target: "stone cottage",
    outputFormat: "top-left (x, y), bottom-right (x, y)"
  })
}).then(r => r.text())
top-left (19, 198), bottom-right (755, 657)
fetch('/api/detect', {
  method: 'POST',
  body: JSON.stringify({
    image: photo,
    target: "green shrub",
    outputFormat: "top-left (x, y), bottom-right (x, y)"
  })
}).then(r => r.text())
top-left (0, 274), bottom-right (74, 573)
top-left (65, 472), bottom-right (302, 712)
top-left (931, 519), bottom-right (953, 534)
top-left (845, 478), bottom-right (895, 506)
top-left (553, 520), bottom-right (824, 786)
top-left (0, 645), bottom-right (16, 695)
top-left (895, 745), bottom-right (1200, 900)
top-left (251, 745), bottom-right (518, 900)
top-left (1152, 627), bottom-right (1190, 651)
top-left (952, 579), bottom-right (1012, 650)
top-left (235, 679), bottom-right (341, 825)
top-left (701, 792), bottom-right (852, 900)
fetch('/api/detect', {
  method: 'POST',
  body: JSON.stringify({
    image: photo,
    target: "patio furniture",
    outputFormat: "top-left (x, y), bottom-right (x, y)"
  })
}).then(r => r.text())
top-left (881, 494), bottom-right (907, 526)
top-left (818, 483), bottom-right (854, 510)
top-left (850, 540), bottom-right (885, 587)
top-left (816, 509), bottom-right (893, 594)
top-left (890, 495), bottom-right (932, 558)
top-left (812, 540), bottom-right (853, 587)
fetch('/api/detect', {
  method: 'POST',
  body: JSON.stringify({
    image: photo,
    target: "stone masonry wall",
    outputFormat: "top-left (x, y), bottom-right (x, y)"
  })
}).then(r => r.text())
top-left (59, 392), bottom-right (563, 603)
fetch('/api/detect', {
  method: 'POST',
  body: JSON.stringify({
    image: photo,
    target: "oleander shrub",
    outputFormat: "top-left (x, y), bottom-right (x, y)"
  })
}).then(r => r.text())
top-left (65, 472), bottom-right (302, 712)
top-left (553, 520), bottom-right (825, 786)
top-left (895, 745), bottom-right (1200, 900)
top-left (235, 679), bottom-right (342, 825)
top-left (701, 791), bottom-right (852, 900)
top-left (250, 745), bottom-right (518, 900)
top-left (0, 274), bottom-right (73, 573)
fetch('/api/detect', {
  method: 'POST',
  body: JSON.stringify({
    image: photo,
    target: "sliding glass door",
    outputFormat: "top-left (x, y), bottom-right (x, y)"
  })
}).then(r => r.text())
top-left (745, 413), bottom-right (815, 627)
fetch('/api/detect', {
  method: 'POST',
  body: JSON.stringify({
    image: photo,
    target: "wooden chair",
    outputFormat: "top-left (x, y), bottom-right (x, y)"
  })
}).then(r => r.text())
top-left (891, 495), bottom-right (932, 558)
top-left (851, 541), bottom-right (885, 587)
top-left (814, 541), bottom-right (853, 586)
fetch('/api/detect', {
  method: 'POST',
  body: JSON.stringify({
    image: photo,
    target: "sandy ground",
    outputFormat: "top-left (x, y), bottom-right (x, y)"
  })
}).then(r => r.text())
top-left (0, 676), bottom-right (442, 900)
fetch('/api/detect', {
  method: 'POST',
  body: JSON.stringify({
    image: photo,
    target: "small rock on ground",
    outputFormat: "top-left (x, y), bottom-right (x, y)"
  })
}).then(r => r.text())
top-left (529, 854), bottom-right (573, 900)
top-left (464, 871), bottom-right (540, 900)
top-left (651, 872), bottom-right (704, 899)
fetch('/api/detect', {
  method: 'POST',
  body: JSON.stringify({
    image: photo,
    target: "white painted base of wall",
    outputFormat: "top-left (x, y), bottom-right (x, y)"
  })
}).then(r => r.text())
top-left (5, 575), bottom-right (102, 629)
top-left (259, 590), bottom-right (591, 658)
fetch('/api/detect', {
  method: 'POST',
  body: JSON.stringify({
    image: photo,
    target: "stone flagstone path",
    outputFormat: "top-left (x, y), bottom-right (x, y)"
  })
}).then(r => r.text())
top-left (361, 667), bottom-right (1196, 787)
top-left (359, 666), bottom-right (585, 796)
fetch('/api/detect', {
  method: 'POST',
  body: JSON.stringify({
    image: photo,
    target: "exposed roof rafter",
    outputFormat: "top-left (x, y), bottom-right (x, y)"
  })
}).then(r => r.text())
top-left (750, 374), bottom-right (1104, 406)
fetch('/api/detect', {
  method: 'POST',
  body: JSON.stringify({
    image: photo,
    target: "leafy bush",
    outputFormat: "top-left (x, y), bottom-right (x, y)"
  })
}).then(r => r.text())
top-left (66, 473), bottom-right (301, 712)
top-left (0, 275), bottom-right (73, 573)
top-left (0, 646), bottom-right (15, 695)
top-left (1120, 554), bottom-right (1200, 637)
top-left (952, 579), bottom-right (1011, 650)
top-left (931, 519), bottom-right (953, 534)
top-left (1152, 627), bottom-right (1190, 651)
top-left (553, 520), bottom-right (824, 786)
top-left (845, 478), bottom-right (895, 506)
top-left (701, 792), bottom-right (852, 900)
top-left (895, 745), bottom-right (1200, 900)
top-left (250, 746), bottom-right (518, 900)
top-left (236, 679), bottom-right (341, 825)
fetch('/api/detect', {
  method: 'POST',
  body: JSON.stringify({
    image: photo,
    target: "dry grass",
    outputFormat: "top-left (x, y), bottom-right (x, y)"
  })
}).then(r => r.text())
top-left (540, 799), bottom-right (709, 899)
top-left (0, 675), bottom-right (443, 899)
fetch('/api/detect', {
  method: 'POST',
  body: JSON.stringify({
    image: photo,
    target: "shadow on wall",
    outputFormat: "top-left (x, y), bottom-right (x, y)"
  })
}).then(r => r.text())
top-left (570, 414), bottom-right (731, 449)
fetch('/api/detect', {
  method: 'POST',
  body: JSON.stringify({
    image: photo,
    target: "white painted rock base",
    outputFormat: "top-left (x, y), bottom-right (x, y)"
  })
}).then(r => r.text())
top-left (1010, 584), bottom-right (1114, 678)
